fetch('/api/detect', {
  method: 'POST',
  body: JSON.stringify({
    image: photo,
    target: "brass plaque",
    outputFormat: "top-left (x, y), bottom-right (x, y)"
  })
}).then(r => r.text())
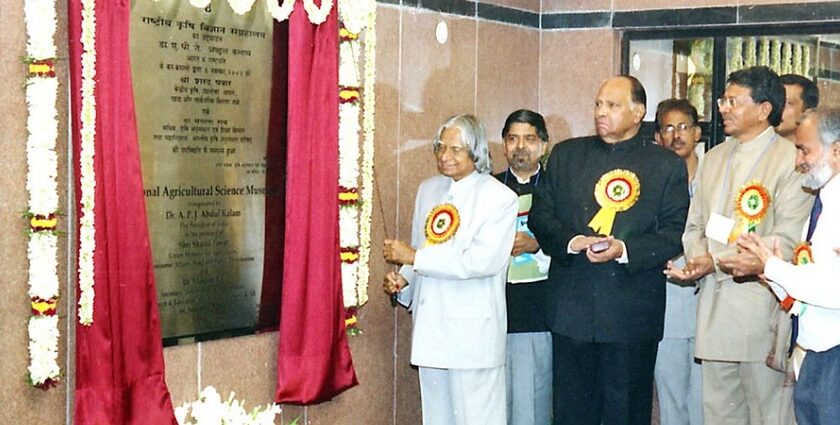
top-left (130, 0), bottom-right (274, 342)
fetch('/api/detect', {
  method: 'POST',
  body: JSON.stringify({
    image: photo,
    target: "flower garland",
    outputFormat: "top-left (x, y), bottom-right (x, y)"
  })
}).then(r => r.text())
top-left (23, 0), bottom-right (61, 389)
top-left (77, 0), bottom-right (98, 326)
top-left (337, 0), bottom-right (376, 334)
top-left (183, 0), bottom-right (333, 24)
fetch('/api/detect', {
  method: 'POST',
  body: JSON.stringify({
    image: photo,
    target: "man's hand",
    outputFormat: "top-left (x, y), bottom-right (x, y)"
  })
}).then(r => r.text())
top-left (585, 236), bottom-right (624, 263)
top-left (569, 235), bottom-right (605, 253)
top-left (664, 254), bottom-right (714, 281)
top-left (718, 251), bottom-right (764, 278)
top-left (383, 239), bottom-right (416, 265)
top-left (720, 234), bottom-right (783, 279)
top-left (383, 270), bottom-right (407, 295)
top-left (511, 232), bottom-right (540, 257)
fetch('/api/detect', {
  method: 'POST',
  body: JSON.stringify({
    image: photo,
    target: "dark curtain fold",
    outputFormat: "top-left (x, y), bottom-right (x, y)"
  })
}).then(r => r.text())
top-left (275, 1), bottom-right (359, 404)
top-left (68, 1), bottom-right (176, 423)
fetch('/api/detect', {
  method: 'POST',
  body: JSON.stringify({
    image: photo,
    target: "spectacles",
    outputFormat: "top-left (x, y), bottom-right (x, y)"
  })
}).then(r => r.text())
top-left (659, 123), bottom-right (694, 136)
top-left (716, 96), bottom-right (754, 109)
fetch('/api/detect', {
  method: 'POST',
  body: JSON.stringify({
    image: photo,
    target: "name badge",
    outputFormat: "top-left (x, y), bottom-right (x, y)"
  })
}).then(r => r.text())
top-left (706, 212), bottom-right (734, 245)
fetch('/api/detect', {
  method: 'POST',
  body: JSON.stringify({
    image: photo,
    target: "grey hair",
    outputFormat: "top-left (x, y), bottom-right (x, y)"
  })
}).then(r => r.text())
top-left (433, 113), bottom-right (491, 174)
top-left (812, 107), bottom-right (840, 149)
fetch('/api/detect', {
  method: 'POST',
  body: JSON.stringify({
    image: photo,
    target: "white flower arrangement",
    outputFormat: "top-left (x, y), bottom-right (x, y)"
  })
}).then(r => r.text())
top-left (354, 0), bottom-right (376, 309)
top-left (24, 0), bottom-right (61, 390)
top-left (175, 386), bottom-right (283, 425)
top-left (77, 0), bottom-right (98, 327)
top-left (337, 0), bottom-right (375, 323)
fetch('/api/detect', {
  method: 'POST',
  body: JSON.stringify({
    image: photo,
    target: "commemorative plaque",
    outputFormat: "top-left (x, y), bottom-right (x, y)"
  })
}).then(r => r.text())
top-left (130, 0), bottom-right (276, 343)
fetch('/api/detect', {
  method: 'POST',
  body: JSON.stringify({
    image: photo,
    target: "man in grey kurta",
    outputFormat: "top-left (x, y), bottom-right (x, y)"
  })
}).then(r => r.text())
top-left (667, 66), bottom-right (813, 424)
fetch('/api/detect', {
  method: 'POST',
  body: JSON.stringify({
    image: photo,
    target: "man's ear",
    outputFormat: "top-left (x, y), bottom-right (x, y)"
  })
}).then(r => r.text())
top-left (758, 101), bottom-right (773, 122)
top-left (634, 105), bottom-right (646, 124)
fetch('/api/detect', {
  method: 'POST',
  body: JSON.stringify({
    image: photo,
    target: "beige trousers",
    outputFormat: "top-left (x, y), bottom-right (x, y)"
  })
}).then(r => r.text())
top-left (702, 360), bottom-right (785, 425)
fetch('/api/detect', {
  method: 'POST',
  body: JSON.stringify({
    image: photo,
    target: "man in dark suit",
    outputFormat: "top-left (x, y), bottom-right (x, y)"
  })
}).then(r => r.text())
top-left (530, 76), bottom-right (689, 425)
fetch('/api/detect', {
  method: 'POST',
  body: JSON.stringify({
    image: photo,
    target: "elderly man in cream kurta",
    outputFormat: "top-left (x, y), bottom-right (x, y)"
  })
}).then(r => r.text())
top-left (668, 66), bottom-right (813, 425)
top-left (383, 114), bottom-right (517, 425)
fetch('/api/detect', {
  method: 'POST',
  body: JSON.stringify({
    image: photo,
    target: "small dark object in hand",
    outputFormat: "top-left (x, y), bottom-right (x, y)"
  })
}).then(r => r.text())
top-left (590, 240), bottom-right (610, 253)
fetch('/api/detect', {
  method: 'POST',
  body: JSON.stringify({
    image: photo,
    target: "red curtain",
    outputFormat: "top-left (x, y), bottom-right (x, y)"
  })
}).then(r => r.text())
top-left (275, 1), bottom-right (359, 403)
top-left (68, 1), bottom-right (176, 423)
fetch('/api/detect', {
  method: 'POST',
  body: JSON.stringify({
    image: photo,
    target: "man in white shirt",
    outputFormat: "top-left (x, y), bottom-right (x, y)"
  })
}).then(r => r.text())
top-left (725, 107), bottom-right (840, 425)
top-left (383, 113), bottom-right (518, 425)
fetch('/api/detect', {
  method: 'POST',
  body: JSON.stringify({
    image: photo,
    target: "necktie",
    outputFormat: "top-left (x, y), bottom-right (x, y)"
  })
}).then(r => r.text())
top-left (791, 192), bottom-right (822, 352)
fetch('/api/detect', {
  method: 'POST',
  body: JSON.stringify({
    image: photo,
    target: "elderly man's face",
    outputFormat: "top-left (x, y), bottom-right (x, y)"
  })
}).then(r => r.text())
top-left (503, 122), bottom-right (546, 173)
top-left (594, 78), bottom-right (644, 144)
top-left (656, 110), bottom-right (701, 160)
top-left (435, 127), bottom-right (476, 181)
top-left (718, 83), bottom-right (770, 140)
top-left (777, 84), bottom-right (806, 138)
top-left (795, 115), bottom-right (836, 190)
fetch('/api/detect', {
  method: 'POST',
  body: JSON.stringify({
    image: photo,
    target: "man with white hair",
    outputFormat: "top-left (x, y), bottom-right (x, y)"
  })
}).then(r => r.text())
top-left (725, 107), bottom-right (840, 425)
top-left (382, 113), bottom-right (518, 425)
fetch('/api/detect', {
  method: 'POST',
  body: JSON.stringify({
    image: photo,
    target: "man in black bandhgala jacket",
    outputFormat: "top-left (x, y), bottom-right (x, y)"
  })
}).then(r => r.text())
top-left (530, 76), bottom-right (689, 425)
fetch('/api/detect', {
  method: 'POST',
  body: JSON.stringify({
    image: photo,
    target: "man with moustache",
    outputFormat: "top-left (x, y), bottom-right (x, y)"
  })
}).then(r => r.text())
top-left (724, 107), bottom-right (840, 425)
top-left (667, 66), bottom-right (813, 425)
top-left (383, 113), bottom-right (518, 425)
top-left (495, 109), bottom-right (552, 425)
top-left (777, 74), bottom-right (820, 143)
top-left (530, 76), bottom-right (689, 425)
top-left (653, 99), bottom-right (703, 425)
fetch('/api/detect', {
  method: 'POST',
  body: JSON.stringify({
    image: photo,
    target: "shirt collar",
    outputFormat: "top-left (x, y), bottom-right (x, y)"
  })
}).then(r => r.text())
top-left (447, 171), bottom-right (480, 197)
top-left (508, 164), bottom-right (541, 184)
top-left (730, 126), bottom-right (776, 153)
top-left (598, 131), bottom-right (644, 152)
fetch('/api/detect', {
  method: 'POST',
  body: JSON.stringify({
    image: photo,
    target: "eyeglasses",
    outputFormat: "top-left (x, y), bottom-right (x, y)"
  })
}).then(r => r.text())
top-left (659, 123), bottom-right (694, 136)
top-left (716, 96), bottom-right (754, 109)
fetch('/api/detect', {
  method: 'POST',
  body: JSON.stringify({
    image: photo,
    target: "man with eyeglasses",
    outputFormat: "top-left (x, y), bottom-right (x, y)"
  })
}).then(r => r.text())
top-left (654, 99), bottom-right (703, 425)
top-left (383, 113), bottom-right (518, 425)
top-left (531, 76), bottom-right (689, 425)
top-left (495, 109), bottom-right (552, 425)
top-left (667, 66), bottom-right (813, 425)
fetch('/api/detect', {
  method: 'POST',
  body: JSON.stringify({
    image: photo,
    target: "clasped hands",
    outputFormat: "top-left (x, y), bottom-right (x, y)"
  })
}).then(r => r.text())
top-left (665, 233), bottom-right (781, 282)
top-left (570, 235), bottom-right (624, 263)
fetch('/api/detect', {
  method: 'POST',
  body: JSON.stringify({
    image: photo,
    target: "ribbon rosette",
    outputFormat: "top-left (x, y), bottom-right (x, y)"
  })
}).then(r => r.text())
top-left (731, 181), bottom-right (771, 240)
top-left (588, 169), bottom-right (641, 236)
top-left (793, 242), bottom-right (813, 265)
top-left (424, 204), bottom-right (460, 245)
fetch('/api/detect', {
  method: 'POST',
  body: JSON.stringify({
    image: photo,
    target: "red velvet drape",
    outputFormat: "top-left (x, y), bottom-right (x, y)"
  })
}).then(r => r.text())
top-left (68, 1), bottom-right (176, 423)
top-left (276, 1), bottom-right (359, 403)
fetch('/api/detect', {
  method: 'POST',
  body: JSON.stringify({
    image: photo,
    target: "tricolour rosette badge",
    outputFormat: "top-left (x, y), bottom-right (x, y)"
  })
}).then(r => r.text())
top-left (588, 169), bottom-right (641, 236)
top-left (731, 180), bottom-right (771, 242)
top-left (793, 242), bottom-right (813, 265)
top-left (425, 204), bottom-right (460, 245)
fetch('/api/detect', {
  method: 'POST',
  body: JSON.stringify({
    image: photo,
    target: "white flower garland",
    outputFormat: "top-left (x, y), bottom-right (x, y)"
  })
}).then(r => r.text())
top-left (355, 0), bottom-right (376, 310)
top-left (77, 0), bottom-right (98, 326)
top-left (303, 0), bottom-right (333, 24)
top-left (337, 0), bottom-right (375, 331)
top-left (24, 0), bottom-right (61, 389)
top-left (182, 0), bottom-right (333, 25)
